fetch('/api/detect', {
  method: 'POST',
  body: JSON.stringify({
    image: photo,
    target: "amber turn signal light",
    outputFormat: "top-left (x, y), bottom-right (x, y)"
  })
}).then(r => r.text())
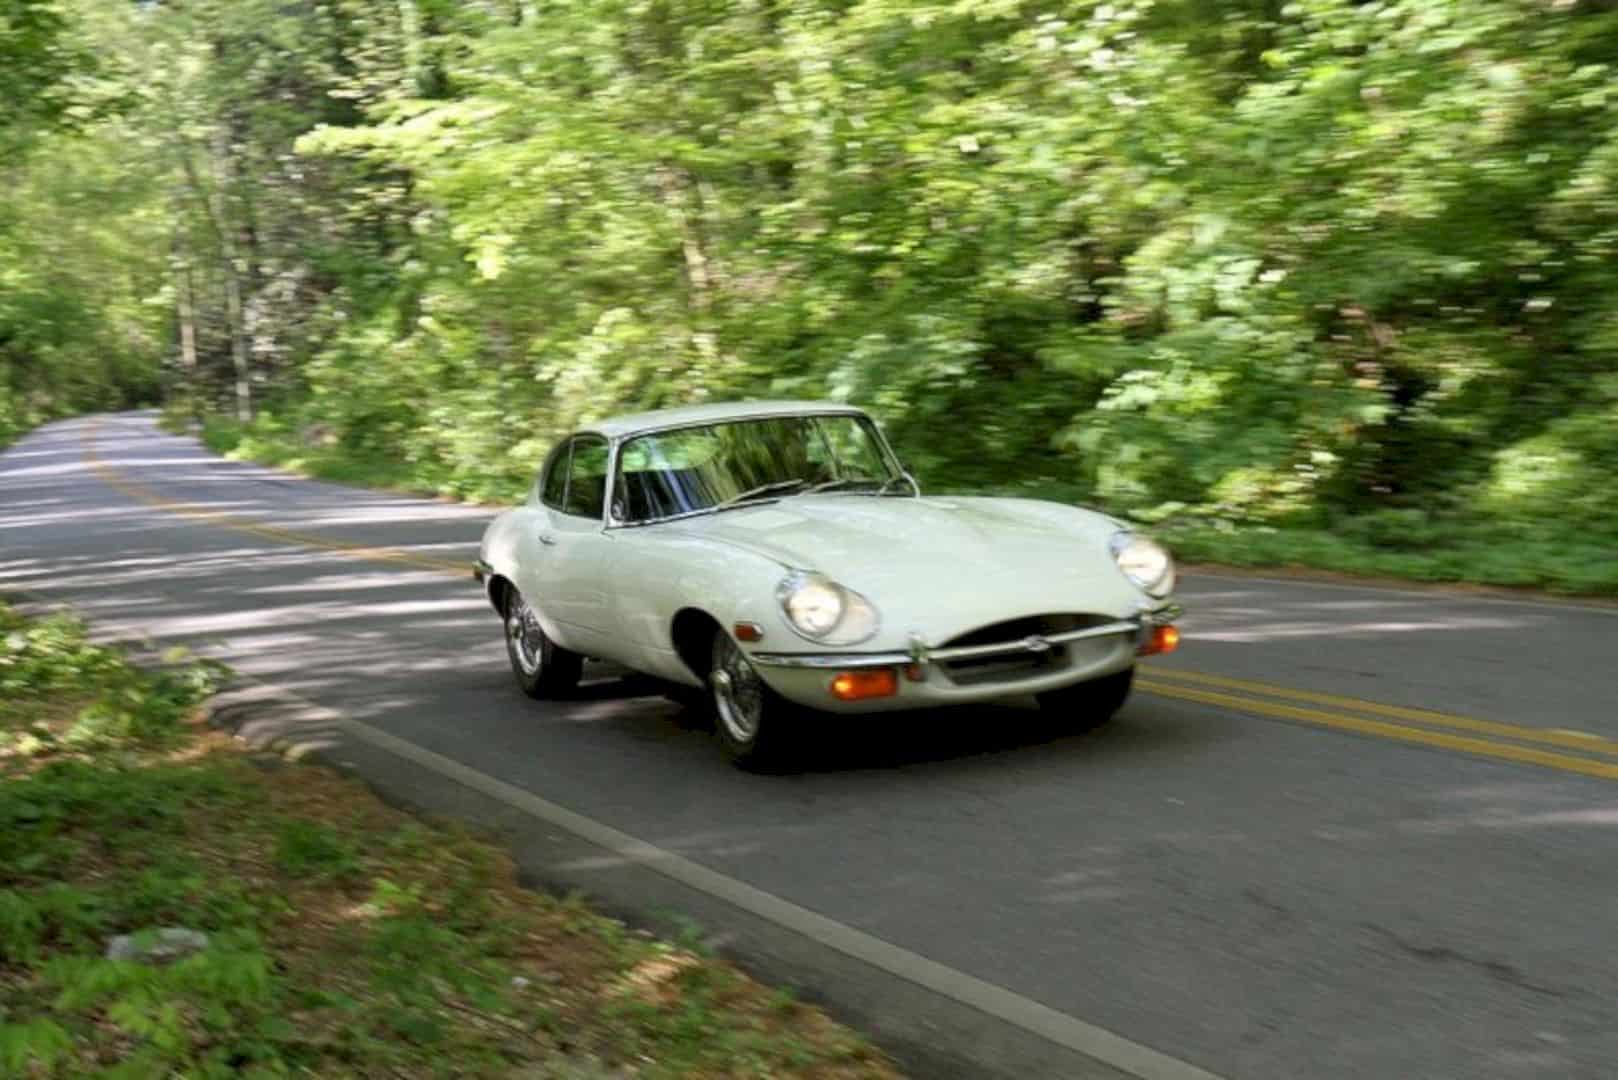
top-left (1138, 624), bottom-right (1181, 657)
top-left (830, 668), bottom-right (899, 701)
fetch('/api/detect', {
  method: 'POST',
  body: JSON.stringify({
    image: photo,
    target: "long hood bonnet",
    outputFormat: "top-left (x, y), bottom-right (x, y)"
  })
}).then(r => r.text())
top-left (674, 495), bottom-right (1148, 635)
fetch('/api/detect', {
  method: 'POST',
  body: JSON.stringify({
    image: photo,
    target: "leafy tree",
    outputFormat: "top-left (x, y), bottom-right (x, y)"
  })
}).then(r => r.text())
top-left (5, 0), bottom-right (1618, 571)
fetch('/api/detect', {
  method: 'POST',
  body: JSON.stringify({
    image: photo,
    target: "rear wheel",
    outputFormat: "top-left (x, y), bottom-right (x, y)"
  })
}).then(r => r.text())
top-left (504, 589), bottom-right (583, 699)
top-left (710, 629), bottom-right (797, 769)
top-left (1036, 667), bottom-right (1133, 733)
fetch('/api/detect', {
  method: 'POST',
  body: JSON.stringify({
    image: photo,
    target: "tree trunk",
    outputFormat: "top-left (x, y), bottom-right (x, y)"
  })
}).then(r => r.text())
top-left (224, 253), bottom-right (250, 423)
top-left (656, 165), bottom-right (713, 310)
top-left (212, 127), bottom-right (252, 423)
top-left (171, 229), bottom-right (198, 397)
top-left (177, 263), bottom-right (198, 393)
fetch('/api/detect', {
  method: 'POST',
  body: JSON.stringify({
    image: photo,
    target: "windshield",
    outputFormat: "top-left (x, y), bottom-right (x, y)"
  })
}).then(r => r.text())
top-left (613, 414), bottom-right (898, 524)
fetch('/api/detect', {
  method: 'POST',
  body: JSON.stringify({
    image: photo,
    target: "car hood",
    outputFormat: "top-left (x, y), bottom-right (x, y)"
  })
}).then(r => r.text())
top-left (672, 495), bottom-right (1150, 640)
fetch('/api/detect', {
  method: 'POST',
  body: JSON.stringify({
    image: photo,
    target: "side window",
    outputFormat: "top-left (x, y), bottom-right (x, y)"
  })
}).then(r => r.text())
top-left (540, 442), bottom-right (570, 509)
top-left (563, 436), bottom-right (609, 519)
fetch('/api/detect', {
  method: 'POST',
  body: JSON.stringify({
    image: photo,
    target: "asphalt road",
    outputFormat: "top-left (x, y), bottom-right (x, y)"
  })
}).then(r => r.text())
top-left (5, 411), bottom-right (1617, 1079)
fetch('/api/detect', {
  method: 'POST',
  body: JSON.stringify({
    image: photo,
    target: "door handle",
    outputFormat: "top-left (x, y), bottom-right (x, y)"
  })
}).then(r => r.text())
top-left (538, 533), bottom-right (558, 547)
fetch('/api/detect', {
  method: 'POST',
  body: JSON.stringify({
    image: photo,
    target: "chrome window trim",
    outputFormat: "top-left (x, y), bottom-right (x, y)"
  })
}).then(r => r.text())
top-left (559, 432), bottom-right (610, 521)
top-left (537, 438), bottom-right (573, 511)
top-left (601, 410), bottom-right (912, 530)
top-left (613, 405), bottom-right (868, 442)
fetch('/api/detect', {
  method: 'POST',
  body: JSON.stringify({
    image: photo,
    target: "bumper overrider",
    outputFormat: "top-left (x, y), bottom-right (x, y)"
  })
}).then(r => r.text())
top-left (748, 603), bottom-right (1183, 713)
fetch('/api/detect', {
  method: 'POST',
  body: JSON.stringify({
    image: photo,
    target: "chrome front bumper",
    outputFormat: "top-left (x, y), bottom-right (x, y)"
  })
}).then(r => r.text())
top-left (749, 603), bottom-right (1182, 671)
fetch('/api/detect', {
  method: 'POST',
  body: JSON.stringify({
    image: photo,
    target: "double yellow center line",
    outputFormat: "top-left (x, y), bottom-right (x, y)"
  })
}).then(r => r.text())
top-left (1139, 667), bottom-right (1618, 781)
top-left (83, 420), bottom-right (1611, 783)
top-left (81, 420), bottom-right (466, 574)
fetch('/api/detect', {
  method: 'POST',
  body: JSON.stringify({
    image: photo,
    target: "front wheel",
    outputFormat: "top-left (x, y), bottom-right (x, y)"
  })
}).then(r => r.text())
top-left (1036, 667), bottom-right (1133, 733)
top-left (710, 629), bottom-right (798, 769)
top-left (504, 589), bottom-right (583, 699)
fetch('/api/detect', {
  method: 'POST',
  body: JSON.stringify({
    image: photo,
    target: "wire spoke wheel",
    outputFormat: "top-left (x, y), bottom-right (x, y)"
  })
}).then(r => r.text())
top-left (507, 595), bottom-right (545, 677)
top-left (712, 633), bottom-right (765, 745)
top-left (501, 587), bottom-right (582, 700)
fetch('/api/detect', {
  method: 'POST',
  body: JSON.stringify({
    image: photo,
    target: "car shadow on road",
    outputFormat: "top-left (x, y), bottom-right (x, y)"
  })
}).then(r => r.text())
top-left (603, 678), bottom-right (1219, 775)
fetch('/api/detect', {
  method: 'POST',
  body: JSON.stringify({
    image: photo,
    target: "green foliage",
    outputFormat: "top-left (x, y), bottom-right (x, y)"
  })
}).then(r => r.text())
top-left (0, 605), bottom-right (227, 765)
top-left (0, 0), bottom-right (94, 155)
top-left (11, 0), bottom-right (1618, 587)
top-left (0, 610), bottom-right (122, 695)
top-left (273, 820), bottom-right (361, 880)
top-left (0, 1), bottom-right (169, 436)
top-left (0, 1017), bottom-right (74, 1076)
top-left (0, 598), bottom-right (890, 1077)
top-left (1162, 520), bottom-right (1618, 596)
top-left (0, 608), bottom-right (222, 772)
top-left (243, 1), bottom-right (1618, 556)
top-left (1483, 403), bottom-right (1618, 528)
top-left (0, 603), bottom-right (286, 1076)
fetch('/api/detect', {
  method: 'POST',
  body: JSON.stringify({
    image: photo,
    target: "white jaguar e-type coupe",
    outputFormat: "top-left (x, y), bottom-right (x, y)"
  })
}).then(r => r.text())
top-left (475, 400), bottom-right (1181, 767)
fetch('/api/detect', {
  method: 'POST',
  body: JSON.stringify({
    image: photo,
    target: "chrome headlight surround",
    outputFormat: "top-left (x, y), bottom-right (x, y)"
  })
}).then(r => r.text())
top-left (1110, 531), bottom-right (1176, 599)
top-left (776, 571), bottom-right (881, 646)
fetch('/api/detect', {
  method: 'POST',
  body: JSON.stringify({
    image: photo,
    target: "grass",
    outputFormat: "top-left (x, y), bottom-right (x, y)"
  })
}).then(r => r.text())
top-left (0, 600), bottom-right (899, 1078)
top-left (164, 409), bottom-right (530, 506)
top-left (0, 412), bottom-right (40, 456)
top-left (1156, 517), bottom-right (1618, 597)
top-left (161, 404), bottom-right (1618, 598)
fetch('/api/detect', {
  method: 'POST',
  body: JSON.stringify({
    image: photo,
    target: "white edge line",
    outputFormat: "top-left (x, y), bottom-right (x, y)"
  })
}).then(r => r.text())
top-left (16, 420), bottom-right (1230, 1076)
top-left (257, 680), bottom-right (1229, 1080)
top-left (3, 587), bottom-right (1226, 1080)
top-left (14, 413), bottom-right (1618, 619)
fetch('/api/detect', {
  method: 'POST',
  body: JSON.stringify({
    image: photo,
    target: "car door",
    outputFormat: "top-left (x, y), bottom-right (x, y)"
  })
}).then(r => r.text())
top-left (534, 434), bottom-right (618, 658)
top-left (511, 439), bottom-right (574, 645)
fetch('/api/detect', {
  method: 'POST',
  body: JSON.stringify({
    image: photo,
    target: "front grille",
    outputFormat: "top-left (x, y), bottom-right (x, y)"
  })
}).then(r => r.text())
top-left (937, 614), bottom-right (1113, 686)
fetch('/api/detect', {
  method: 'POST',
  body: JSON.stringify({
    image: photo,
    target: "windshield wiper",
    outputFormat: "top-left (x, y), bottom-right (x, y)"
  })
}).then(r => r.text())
top-left (805, 476), bottom-right (880, 494)
top-left (872, 474), bottom-right (916, 496)
top-left (715, 478), bottom-right (808, 510)
top-left (805, 475), bottom-right (912, 497)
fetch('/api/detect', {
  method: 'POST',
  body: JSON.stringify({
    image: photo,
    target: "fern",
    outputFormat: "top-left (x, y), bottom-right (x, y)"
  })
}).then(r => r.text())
top-left (0, 889), bottom-right (44, 964)
top-left (0, 1017), bottom-right (74, 1074)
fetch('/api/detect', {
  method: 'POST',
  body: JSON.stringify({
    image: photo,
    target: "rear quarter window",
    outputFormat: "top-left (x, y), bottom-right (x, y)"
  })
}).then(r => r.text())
top-left (540, 442), bottom-right (570, 508)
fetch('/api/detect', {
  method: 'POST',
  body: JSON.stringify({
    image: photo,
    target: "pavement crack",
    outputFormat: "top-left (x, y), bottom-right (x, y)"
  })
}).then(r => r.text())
top-left (1361, 923), bottom-right (1569, 998)
top-left (1241, 886), bottom-right (1294, 929)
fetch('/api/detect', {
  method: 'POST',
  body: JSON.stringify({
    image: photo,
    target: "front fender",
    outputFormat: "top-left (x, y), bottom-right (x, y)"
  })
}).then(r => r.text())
top-left (477, 508), bottom-right (525, 601)
top-left (602, 530), bottom-right (788, 679)
top-left (477, 507), bottom-right (576, 646)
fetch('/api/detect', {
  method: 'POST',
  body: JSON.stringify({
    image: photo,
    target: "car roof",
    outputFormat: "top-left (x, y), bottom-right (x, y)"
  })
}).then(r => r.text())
top-left (582, 399), bottom-right (869, 440)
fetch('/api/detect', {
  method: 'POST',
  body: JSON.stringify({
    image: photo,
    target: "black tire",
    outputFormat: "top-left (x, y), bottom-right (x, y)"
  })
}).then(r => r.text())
top-left (709, 628), bottom-right (798, 769)
top-left (503, 588), bottom-right (583, 699)
top-left (1036, 667), bottom-right (1134, 733)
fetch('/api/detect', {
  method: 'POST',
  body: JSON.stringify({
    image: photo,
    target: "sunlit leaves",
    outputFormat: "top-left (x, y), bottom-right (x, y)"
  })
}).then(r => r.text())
top-left (8, 0), bottom-right (1618, 538)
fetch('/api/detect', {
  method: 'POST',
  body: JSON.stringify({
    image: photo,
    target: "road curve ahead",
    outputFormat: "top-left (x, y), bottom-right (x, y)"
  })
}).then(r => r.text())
top-left (5, 412), bottom-right (1618, 1079)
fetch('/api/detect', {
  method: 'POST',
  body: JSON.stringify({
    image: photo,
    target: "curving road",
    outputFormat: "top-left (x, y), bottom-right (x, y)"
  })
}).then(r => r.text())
top-left (5, 412), bottom-right (1617, 1079)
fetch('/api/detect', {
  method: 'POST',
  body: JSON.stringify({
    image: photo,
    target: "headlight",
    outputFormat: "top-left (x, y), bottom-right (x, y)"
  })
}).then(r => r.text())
top-left (777, 571), bottom-right (880, 645)
top-left (1111, 532), bottom-right (1176, 598)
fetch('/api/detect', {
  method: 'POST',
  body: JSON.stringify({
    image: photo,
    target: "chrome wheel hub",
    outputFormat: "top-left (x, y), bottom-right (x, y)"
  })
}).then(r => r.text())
top-left (712, 636), bottom-right (764, 744)
top-left (507, 597), bottom-right (544, 676)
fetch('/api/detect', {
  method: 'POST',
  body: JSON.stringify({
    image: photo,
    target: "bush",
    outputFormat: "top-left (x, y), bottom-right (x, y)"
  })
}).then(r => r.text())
top-left (1483, 408), bottom-right (1618, 530)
